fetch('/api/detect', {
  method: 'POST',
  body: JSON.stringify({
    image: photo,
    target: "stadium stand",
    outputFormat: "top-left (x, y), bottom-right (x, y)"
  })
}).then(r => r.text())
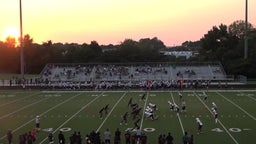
top-left (40, 62), bottom-right (227, 82)
top-left (1, 62), bottom-right (247, 89)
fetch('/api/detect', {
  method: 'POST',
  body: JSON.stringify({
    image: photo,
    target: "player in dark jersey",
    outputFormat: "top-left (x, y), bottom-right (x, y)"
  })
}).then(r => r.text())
top-left (104, 104), bottom-right (109, 114)
top-left (132, 107), bottom-right (142, 120)
top-left (120, 112), bottom-right (129, 125)
top-left (133, 118), bottom-right (140, 130)
top-left (140, 93), bottom-right (146, 101)
top-left (99, 107), bottom-right (105, 119)
top-left (131, 103), bottom-right (138, 110)
top-left (128, 98), bottom-right (133, 107)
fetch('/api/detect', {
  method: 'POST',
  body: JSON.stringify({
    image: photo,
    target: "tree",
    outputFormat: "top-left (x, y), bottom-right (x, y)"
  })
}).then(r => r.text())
top-left (228, 20), bottom-right (254, 38)
top-left (5, 36), bottom-right (17, 48)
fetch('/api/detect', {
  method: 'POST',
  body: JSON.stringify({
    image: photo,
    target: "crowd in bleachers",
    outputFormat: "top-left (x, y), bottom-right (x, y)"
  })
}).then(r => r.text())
top-left (0, 63), bottom-right (231, 89)
top-left (40, 63), bottom-right (226, 83)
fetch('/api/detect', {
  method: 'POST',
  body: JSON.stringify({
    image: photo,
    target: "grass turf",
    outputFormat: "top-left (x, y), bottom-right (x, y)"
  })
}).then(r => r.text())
top-left (0, 90), bottom-right (255, 144)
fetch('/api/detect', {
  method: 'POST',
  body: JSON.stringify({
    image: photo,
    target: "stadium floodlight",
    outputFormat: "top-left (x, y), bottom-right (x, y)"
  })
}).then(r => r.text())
top-left (244, 0), bottom-right (248, 59)
top-left (20, 0), bottom-right (25, 78)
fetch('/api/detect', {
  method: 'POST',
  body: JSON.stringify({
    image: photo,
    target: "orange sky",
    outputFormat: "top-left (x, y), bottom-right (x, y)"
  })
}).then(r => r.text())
top-left (0, 0), bottom-right (255, 46)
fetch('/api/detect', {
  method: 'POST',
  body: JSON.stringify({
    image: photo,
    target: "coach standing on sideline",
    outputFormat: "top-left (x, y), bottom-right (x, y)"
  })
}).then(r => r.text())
top-left (35, 115), bottom-right (40, 131)
top-left (7, 129), bottom-right (13, 144)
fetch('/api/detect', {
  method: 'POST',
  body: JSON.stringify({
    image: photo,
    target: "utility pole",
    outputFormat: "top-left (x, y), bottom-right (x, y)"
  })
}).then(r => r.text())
top-left (20, 0), bottom-right (25, 78)
top-left (244, 0), bottom-right (248, 59)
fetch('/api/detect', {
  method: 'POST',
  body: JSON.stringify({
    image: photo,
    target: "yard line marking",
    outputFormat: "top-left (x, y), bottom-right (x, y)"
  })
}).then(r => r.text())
top-left (0, 92), bottom-right (83, 140)
top-left (216, 92), bottom-right (256, 121)
top-left (0, 97), bottom-right (50, 120)
top-left (140, 92), bottom-right (149, 131)
top-left (247, 95), bottom-right (256, 102)
top-left (97, 92), bottom-right (128, 132)
top-left (194, 92), bottom-right (239, 144)
top-left (170, 92), bottom-right (185, 134)
top-left (0, 92), bottom-right (40, 107)
top-left (39, 92), bottom-right (102, 144)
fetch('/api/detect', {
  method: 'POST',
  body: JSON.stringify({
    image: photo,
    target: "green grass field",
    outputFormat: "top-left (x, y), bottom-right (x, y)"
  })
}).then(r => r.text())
top-left (0, 90), bottom-right (255, 144)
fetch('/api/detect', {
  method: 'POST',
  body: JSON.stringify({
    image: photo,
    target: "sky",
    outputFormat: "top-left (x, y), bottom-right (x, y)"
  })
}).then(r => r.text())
top-left (0, 0), bottom-right (255, 46)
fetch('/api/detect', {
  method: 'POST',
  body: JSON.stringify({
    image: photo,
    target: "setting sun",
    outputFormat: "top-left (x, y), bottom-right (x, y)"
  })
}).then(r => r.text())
top-left (2, 27), bottom-right (19, 41)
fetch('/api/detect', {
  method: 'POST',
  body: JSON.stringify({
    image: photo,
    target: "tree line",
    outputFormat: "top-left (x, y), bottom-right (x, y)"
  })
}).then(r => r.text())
top-left (0, 20), bottom-right (255, 78)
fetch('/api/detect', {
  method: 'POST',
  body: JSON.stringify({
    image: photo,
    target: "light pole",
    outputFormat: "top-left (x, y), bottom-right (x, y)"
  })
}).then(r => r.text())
top-left (244, 0), bottom-right (248, 59)
top-left (19, 0), bottom-right (24, 78)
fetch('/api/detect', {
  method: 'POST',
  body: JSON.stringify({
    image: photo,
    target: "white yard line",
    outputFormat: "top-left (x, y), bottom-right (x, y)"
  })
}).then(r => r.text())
top-left (170, 92), bottom-right (185, 134)
top-left (0, 92), bottom-right (83, 140)
top-left (139, 92), bottom-right (149, 131)
top-left (216, 92), bottom-right (256, 121)
top-left (96, 92), bottom-right (128, 132)
top-left (0, 92), bottom-right (40, 107)
top-left (0, 97), bottom-right (50, 120)
top-left (39, 92), bottom-right (102, 144)
top-left (247, 95), bottom-right (256, 102)
top-left (194, 92), bottom-right (239, 144)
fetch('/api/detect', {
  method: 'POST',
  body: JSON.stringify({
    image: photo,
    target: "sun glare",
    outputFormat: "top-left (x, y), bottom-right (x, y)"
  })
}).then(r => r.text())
top-left (2, 27), bottom-right (20, 40)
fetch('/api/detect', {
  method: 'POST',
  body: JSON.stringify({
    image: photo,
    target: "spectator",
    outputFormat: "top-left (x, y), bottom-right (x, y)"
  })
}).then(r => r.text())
top-left (104, 128), bottom-right (111, 144)
top-left (114, 128), bottom-right (121, 144)
top-left (48, 133), bottom-right (54, 144)
top-left (166, 132), bottom-right (174, 144)
top-left (27, 131), bottom-right (33, 144)
top-left (31, 129), bottom-right (37, 143)
top-left (188, 134), bottom-right (194, 144)
top-left (7, 129), bottom-right (12, 144)
top-left (58, 131), bottom-right (65, 144)
top-left (182, 132), bottom-right (189, 144)
top-left (124, 131), bottom-right (131, 144)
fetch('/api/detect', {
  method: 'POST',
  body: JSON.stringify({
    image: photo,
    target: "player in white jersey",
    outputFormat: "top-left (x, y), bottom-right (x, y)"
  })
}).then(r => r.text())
top-left (178, 91), bottom-right (183, 100)
top-left (212, 102), bottom-right (217, 111)
top-left (203, 91), bottom-right (208, 101)
top-left (144, 111), bottom-right (155, 120)
top-left (181, 100), bottom-right (186, 112)
top-left (212, 108), bottom-right (218, 123)
top-left (146, 106), bottom-right (153, 113)
top-left (174, 103), bottom-right (180, 113)
top-left (196, 118), bottom-right (203, 134)
top-left (149, 103), bottom-right (157, 110)
top-left (168, 101), bottom-right (175, 111)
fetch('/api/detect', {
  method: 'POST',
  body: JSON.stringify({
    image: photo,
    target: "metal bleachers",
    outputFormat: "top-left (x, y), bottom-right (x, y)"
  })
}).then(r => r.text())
top-left (40, 62), bottom-right (228, 82)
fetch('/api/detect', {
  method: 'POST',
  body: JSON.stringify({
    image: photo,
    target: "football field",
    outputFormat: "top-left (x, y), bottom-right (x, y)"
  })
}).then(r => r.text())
top-left (0, 89), bottom-right (255, 144)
